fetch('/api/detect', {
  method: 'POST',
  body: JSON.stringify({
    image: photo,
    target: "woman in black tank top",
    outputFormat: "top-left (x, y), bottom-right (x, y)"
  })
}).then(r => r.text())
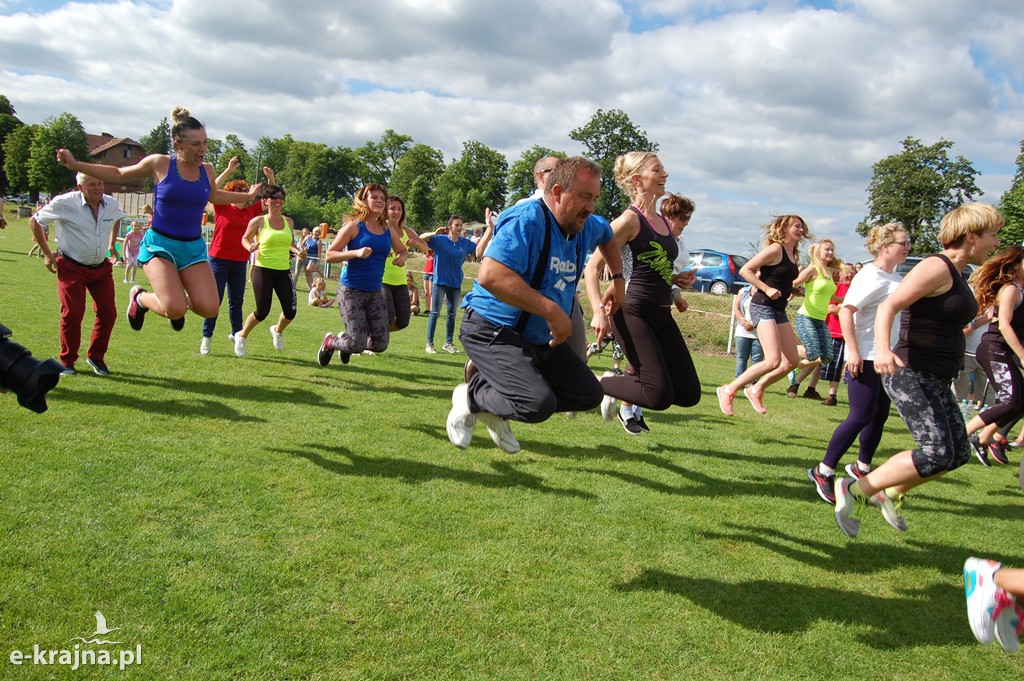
top-left (832, 203), bottom-right (1003, 539)
top-left (716, 215), bottom-right (809, 417)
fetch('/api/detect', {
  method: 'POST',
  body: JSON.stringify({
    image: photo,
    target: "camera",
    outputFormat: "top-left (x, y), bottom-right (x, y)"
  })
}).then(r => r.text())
top-left (0, 323), bottom-right (63, 413)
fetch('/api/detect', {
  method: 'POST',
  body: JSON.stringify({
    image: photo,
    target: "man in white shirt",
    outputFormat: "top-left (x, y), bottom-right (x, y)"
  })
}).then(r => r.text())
top-left (30, 173), bottom-right (125, 376)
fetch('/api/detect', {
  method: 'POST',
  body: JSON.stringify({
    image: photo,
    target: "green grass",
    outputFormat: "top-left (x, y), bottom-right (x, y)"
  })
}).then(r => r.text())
top-left (1, 213), bottom-right (1022, 679)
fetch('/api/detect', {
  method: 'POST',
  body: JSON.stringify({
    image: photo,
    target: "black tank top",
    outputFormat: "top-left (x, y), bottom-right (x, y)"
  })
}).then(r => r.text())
top-left (751, 245), bottom-right (798, 311)
top-left (894, 254), bottom-right (978, 380)
top-left (981, 283), bottom-right (1024, 348)
top-left (624, 207), bottom-right (678, 308)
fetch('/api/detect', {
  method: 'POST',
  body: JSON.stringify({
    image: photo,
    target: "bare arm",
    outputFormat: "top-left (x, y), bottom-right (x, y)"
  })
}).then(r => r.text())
top-left (874, 256), bottom-right (952, 374)
top-left (325, 221), bottom-right (372, 262)
top-left (740, 243), bottom-right (783, 298)
top-left (389, 227), bottom-right (409, 266)
top-left (792, 264), bottom-right (817, 287)
top-left (108, 220), bottom-right (120, 263)
top-left (475, 207), bottom-right (496, 260)
top-left (402, 226), bottom-right (429, 253)
top-left (839, 305), bottom-right (862, 377)
top-left (215, 156), bottom-right (241, 188)
top-left (56, 148), bottom-right (163, 184)
top-left (241, 216), bottom-right (262, 253)
top-left (479, 257), bottom-right (571, 347)
top-left (205, 163), bottom-right (261, 206)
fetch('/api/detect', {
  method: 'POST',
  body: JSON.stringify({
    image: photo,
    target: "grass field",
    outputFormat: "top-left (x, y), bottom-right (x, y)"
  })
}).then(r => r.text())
top-left (2, 212), bottom-right (1023, 680)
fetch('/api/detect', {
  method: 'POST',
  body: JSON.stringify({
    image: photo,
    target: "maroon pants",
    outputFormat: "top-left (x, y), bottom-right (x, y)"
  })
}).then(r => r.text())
top-left (56, 255), bottom-right (116, 367)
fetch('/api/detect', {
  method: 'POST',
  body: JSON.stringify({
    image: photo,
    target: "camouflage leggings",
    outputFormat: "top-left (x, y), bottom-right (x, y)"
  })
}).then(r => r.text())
top-left (883, 367), bottom-right (970, 477)
top-left (335, 285), bottom-right (390, 354)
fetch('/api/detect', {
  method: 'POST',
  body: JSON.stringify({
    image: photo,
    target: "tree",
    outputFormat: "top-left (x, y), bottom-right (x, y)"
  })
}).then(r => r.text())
top-left (390, 143), bottom-right (445, 226)
top-left (356, 129), bottom-right (413, 186)
top-left (999, 140), bottom-right (1024, 247)
top-left (29, 113), bottom-right (90, 195)
top-left (858, 137), bottom-right (981, 254)
top-left (280, 142), bottom-right (359, 201)
top-left (0, 112), bottom-right (23, 194)
top-left (140, 117), bottom-right (171, 156)
top-left (506, 145), bottom-right (565, 205)
top-left (219, 134), bottom-right (254, 183)
top-left (0, 94), bottom-right (15, 116)
top-left (252, 135), bottom-right (293, 181)
top-left (3, 123), bottom-right (37, 193)
top-left (569, 109), bottom-right (658, 218)
top-left (431, 141), bottom-right (507, 226)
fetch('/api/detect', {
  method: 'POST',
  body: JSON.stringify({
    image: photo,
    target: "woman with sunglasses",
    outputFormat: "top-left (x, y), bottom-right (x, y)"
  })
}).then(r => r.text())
top-left (232, 185), bottom-right (302, 357)
top-left (56, 107), bottom-right (261, 333)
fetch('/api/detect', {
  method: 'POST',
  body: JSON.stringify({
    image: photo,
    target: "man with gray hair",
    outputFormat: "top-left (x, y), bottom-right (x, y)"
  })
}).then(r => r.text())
top-left (447, 157), bottom-right (625, 453)
top-left (29, 173), bottom-right (125, 376)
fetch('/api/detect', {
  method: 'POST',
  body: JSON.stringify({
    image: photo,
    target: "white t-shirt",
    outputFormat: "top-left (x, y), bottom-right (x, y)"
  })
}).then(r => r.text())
top-left (735, 286), bottom-right (758, 340)
top-left (842, 262), bottom-right (902, 361)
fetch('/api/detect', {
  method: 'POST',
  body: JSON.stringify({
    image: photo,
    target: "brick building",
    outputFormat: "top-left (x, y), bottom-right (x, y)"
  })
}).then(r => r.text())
top-left (86, 133), bottom-right (147, 192)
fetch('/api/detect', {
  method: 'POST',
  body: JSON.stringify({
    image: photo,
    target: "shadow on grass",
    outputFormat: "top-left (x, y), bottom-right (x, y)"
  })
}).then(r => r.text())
top-left (279, 442), bottom-right (597, 499)
top-left (616, 568), bottom-right (966, 649)
top-left (114, 374), bottom-right (335, 409)
top-left (58, 386), bottom-right (263, 422)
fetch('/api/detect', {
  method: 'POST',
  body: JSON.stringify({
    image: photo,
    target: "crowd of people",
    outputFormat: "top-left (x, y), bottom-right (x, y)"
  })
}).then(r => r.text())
top-left (17, 106), bottom-right (1020, 653)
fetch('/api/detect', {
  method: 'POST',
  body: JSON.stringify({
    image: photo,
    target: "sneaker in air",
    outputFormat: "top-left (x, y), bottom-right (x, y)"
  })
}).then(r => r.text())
top-left (233, 333), bottom-right (247, 358)
top-left (270, 324), bottom-right (284, 351)
top-left (807, 466), bottom-right (836, 504)
top-left (834, 477), bottom-right (865, 538)
top-left (479, 412), bottom-right (520, 453)
top-left (318, 334), bottom-right (336, 366)
top-left (964, 557), bottom-right (1003, 644)
top-left (994, 590), bottom-right (1024, 652)
top-left (870, 489), bottom-right (908, 532)
top-left (446, 383), bottom-right (477, 449)
top-left (200, 336), bottom-right (211, 356)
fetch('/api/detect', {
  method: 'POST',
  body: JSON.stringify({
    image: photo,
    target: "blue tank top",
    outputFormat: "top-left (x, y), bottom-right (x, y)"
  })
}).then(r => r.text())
top-left (341, 222), bottom-right (392, 292)
top-left (151, 156), bottom-right (211, 240)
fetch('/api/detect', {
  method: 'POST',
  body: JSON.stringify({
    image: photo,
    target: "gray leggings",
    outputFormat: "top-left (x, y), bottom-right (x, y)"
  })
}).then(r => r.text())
top-left (883, 367), bottom-right (970, 477)
top-left (335, 285), bottom-right (390, 354)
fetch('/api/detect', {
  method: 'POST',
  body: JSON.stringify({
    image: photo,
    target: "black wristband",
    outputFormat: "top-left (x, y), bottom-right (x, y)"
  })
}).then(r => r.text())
top-left (609, 273), bottom-right (624, 281)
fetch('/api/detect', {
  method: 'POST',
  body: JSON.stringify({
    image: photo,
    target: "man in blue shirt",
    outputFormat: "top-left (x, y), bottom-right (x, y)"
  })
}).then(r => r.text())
top-left (446, 157), bottom-right (625, 453)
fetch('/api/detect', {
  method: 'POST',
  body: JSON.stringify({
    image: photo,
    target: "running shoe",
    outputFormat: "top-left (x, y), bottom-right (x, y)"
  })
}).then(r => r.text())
top-left (870, 489), bottom-right (908, 532)
top-left (446, 383), bottom-right (477, 449)
top-left (744, 385), bottom-right (767, 414)
top-left (425, 343), bottom-right (437, 355)
top-left (786, 384), bottom-right (799, 398)
top-left (85, 358), bottom-right (110, 377)
top-left (635, 413), bottom-right (650, 433)
top-left (200, 336), bottom-right (211, 356)
top-left (821, 395), bottom-right (838, 406)
top-left (844, 463), bottom-right (869, 479)
top-left (478, 412), bottom-right (520, 453)
top-left (994, 590), bottom-right (1024, 653)
top-left (270, 325), bottom-right (284, 351)
top-left (126, 285), bottom-right (147, 331)
top-left (233, 334), bottom-right (247, 358)
top-left (807, 466), bottom-right (836, 504)
top-left (318, 333), bottom-right (336, 366)
top-left (599, 372), bottom-right (616, 421)
top-left (716, 386), bottom-right (734, 417)
top-left (60, 364), bottom-right (76, 376)
top-left (618, 412), bottom-right (642, 436)
top-left (990, 440), bottom-right (1010, 465)
top-left (970, 435), bottom-right (991, 467)
top-left (803, 387), bottom-right (823, 400)
top-left (964, 557), bottom-right (1003, 644)
top-left (441, 342), bottom-right (459, 354)
top-left (834, 477), bottom-right (865, 538)
top-left (170, 316), bottom-right (185, 331)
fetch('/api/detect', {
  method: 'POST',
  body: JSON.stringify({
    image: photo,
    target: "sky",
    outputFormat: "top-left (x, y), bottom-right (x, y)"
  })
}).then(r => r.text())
top-left (1, 0), bottom-right (1023, 261)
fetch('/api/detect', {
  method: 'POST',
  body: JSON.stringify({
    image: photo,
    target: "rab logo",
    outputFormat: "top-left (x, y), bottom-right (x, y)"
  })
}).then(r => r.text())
top-left (548, 256), bottom-right (577, 275)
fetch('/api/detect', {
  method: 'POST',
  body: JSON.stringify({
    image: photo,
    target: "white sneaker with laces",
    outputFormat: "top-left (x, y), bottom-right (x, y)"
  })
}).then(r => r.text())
top-left (478, 412), bottom-right (520, 453)
top-left (446, 383), bottom-right (477, 448)
top-left (599, 371), bottom-right (616, 421)
top-left (965, 556), bottom-right (1002, 644)
top-left (200, 336), bottom-right (211, 356)
top-left (270, 325), bottom-right (284, 351)
top-left (441, 342), bottom-right (459, 354)
top-left (234, 334), bottom-right (247, 358)
top-left (425, 343), bottom-right (437, 355)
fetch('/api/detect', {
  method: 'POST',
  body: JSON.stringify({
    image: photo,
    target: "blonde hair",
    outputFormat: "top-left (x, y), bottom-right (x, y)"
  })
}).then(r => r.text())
top-left (613, 152), bottom-right (659, 201)
top-left (865, 222), bottom-right (906, 256)
top-left (169, 106), bottom-right (203, 143)
top-left (762, 215), bottom-right (811, 262)
top-left (346, 183), bottom-right (388, 227)
top-left (808, 239), bottom-right (841, 279)
top-left (938, 203), bottom-right (1004, 249)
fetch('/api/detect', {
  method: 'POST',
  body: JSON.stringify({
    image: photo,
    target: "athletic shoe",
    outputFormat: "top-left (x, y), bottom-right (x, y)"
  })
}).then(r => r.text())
top-left (200, 336), bottom-right (211, 356)
top-left (479, 412), bottom-right (520, 453)
top-left (807, 466), bottom-right (836, 504)
top-left (994, 590), bottom-right (1024, 653)
top-left (635, 413), bottom-right (650, 433)
top-left (233, 334), bottom-right (247, 358)
top-left (169, 316), bottom-right (185, 331)
top-left (612, 368), bottom-right (624, 376)
top-left (803, 387), bottom-right (823, 400)
top-left (618, 412), bottom-right (643, 435)
top-left (716, 385), bottom-right (734, 417)
top-left (270, 325), bottom-right (284, 351)
top-left (85, 358), bottom-right (110, 377)
top-left (1009, 440), bottom-right (1024, 449)
top-left (340, 350), bottom-right (351, 364)
top-left (844, 463), bottom-right (869, 479)
top-left (446, 383), bottom-right (477, 449)
top-left (834, 477), bottom-right (865, 538)
top-left (989, 440), bottom-right (1010, 465)
top-left (785, 384), bottom-right (799, 398)
top-left (318, 334), bottom-right (336, 366)
top-left (599, 372), bottom-right (616, 421)
top-left (744, 385), bottom-right (767, 414)
top-left (126, 285), bottom-right (147, 330)
top-left (464, 359), bottom-right (477, 383)
top-left (123, 278), bottom-right (128, 284)
top-left (870, 489), bottom-right (908, 532)
top-left (425, 343), bottom-right (437, 354)
top-left (821, 395), bottom-right (838, 406)
top-left (441, 342), bottom-right (459, 354)
top-left (970, 435), bottom-right (991, 467)
top-left (60, 364), bottom-right (76, 376)
top-left (228, 332), bottom-right (235, 343)
top-left (964, 556), bottom-right (1003, 644)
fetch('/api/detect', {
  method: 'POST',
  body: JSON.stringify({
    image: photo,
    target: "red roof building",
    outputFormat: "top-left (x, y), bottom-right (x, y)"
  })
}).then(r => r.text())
top-left (86, 133), bottom-right (147, 192)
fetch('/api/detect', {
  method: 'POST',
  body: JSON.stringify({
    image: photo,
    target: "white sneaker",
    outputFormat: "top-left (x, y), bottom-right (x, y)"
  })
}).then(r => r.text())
top-left (965, 557), bottom-right (1003, 644)
top-left (425, 343), bottom-right (437, 355)
top-left (599, 371), bottom-right (616, 421)
top-left (994, 589), bottom-right (1024, 652)
top-left (270, 325), bottom-right (284, 351)
top-left (446, 383), bottom-right (477, 449)
top-left (234, 334), bottom-right (247, 358)
top-left (199, 336), bottom-right (211, 356)
top-left (478, 412), bottom-right (520, 453)
top-left (228, 332), bottom-right (235, 343)
top-left (441, 342), bottom-right (459, 354)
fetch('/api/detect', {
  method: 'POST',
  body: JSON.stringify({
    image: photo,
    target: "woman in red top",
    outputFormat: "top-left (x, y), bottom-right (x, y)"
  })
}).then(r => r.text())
top-left (200, 156), bottom-right (275, 355)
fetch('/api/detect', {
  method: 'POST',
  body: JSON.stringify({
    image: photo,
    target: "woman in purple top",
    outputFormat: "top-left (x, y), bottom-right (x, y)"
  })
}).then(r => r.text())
top-left (57, 106), bottom-right (260, 333)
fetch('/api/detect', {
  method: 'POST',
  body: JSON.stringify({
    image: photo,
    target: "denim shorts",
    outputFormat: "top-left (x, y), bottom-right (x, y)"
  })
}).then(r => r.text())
top-left (423, 273), bottom-right (434, 282)
top-left (749, 301), bottom-right (789, 326)
top-left (138, 229), bottom-right (208, 270)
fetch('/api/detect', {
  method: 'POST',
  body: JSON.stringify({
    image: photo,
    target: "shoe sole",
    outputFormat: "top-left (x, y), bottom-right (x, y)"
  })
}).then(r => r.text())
top-left (806, 467), bottom-right (835, 504)
top-left (618, 414), bottom-right (642, 436)
top-left (318, 334), bottom-right (334, 367)
top-left (744, 386), bottom-right (767, 414)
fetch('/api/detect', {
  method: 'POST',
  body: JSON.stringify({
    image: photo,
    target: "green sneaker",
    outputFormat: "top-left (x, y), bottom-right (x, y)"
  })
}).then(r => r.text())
top-left (871, 490), bottom-right (908, 532)
top-left (834, 477), bottom-right (866, 537)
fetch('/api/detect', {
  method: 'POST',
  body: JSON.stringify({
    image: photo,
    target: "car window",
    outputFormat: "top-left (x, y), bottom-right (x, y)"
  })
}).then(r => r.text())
top-left (732, 255), bottom-right (748, 268)
top-left (687, 252), bottom-right (702, 267)
top-left (702, 253), bottom-right (723, 267)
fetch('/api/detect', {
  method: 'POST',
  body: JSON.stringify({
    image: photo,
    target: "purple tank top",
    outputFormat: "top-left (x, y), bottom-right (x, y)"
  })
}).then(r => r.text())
top-left (151, 156), bottom-right (210, 240)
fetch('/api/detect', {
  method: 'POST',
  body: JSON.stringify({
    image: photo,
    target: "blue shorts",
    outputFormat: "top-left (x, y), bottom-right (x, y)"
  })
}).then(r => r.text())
top-left (138, 229), bottom-right (208, 270)
top-left (749, 301), bottom-right (789, 326)
top-left (423, 273), bottom-right (434, 282)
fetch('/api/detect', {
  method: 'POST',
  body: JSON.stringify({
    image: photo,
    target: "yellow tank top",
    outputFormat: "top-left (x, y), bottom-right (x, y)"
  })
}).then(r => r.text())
top-left (255, 215), bottom-right (292, 270)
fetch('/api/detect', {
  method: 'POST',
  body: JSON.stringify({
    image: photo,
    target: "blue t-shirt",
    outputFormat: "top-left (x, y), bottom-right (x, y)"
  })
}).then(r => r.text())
top-left (341, 222), bottom-right (392, 292)
top-left (463, 201), bottom-right (613, 345)
top-left (426, 233), bottom-right (476, 288)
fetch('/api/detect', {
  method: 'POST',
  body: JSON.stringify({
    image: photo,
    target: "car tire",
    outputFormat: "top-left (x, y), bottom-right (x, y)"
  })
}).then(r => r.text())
top-left (710, 281), bottom-right (729, 295)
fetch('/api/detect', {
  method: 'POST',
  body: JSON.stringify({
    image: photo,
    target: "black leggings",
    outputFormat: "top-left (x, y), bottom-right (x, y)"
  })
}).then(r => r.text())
top-left (382, 283), bottom-right (411, 331)
top-left (977, 340), bottom-right (1024, 429)
top-left (601, 302), bottom-right (701, 410)
top-left (251, 266), bottom-right (296, 322)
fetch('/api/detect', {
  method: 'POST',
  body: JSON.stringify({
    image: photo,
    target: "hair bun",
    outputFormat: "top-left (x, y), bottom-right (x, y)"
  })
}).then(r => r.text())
top-left (170, 106), bottom-right (191, 122)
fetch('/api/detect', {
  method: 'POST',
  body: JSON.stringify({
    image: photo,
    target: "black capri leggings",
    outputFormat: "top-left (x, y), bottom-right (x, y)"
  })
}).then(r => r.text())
top-left (382, 282), bottom-right (411, 331)
top-left (251, 265), bottom-right (296, 322)
top-left (977, 339), bottom-right (1024, 429)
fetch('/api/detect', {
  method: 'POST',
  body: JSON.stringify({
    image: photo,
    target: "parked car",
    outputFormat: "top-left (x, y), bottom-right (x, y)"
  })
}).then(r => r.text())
top-left (894, 255), bottom-right (975, 278)
top-left (6, 192), bottom-right (49, 205)
top-left (686, 249), bottom-right (750, 294)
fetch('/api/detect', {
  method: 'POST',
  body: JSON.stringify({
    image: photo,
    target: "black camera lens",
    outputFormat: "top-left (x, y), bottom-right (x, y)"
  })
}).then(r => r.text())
top-left (0, 323), bottom-right (64, 414)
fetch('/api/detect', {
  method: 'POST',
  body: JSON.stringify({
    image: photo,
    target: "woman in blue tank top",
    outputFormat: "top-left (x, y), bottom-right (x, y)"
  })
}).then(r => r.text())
top-left (57, 106), bottom-right (261, 335)
top-left (317, 183), bottom-right (409, 366)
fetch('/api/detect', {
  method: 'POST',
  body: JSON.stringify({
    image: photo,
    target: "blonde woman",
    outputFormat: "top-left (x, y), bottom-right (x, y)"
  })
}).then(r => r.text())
top-left (785, 238), bottom-right (843, 398)
top-left (716, 215), bottom-right (810, 416)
